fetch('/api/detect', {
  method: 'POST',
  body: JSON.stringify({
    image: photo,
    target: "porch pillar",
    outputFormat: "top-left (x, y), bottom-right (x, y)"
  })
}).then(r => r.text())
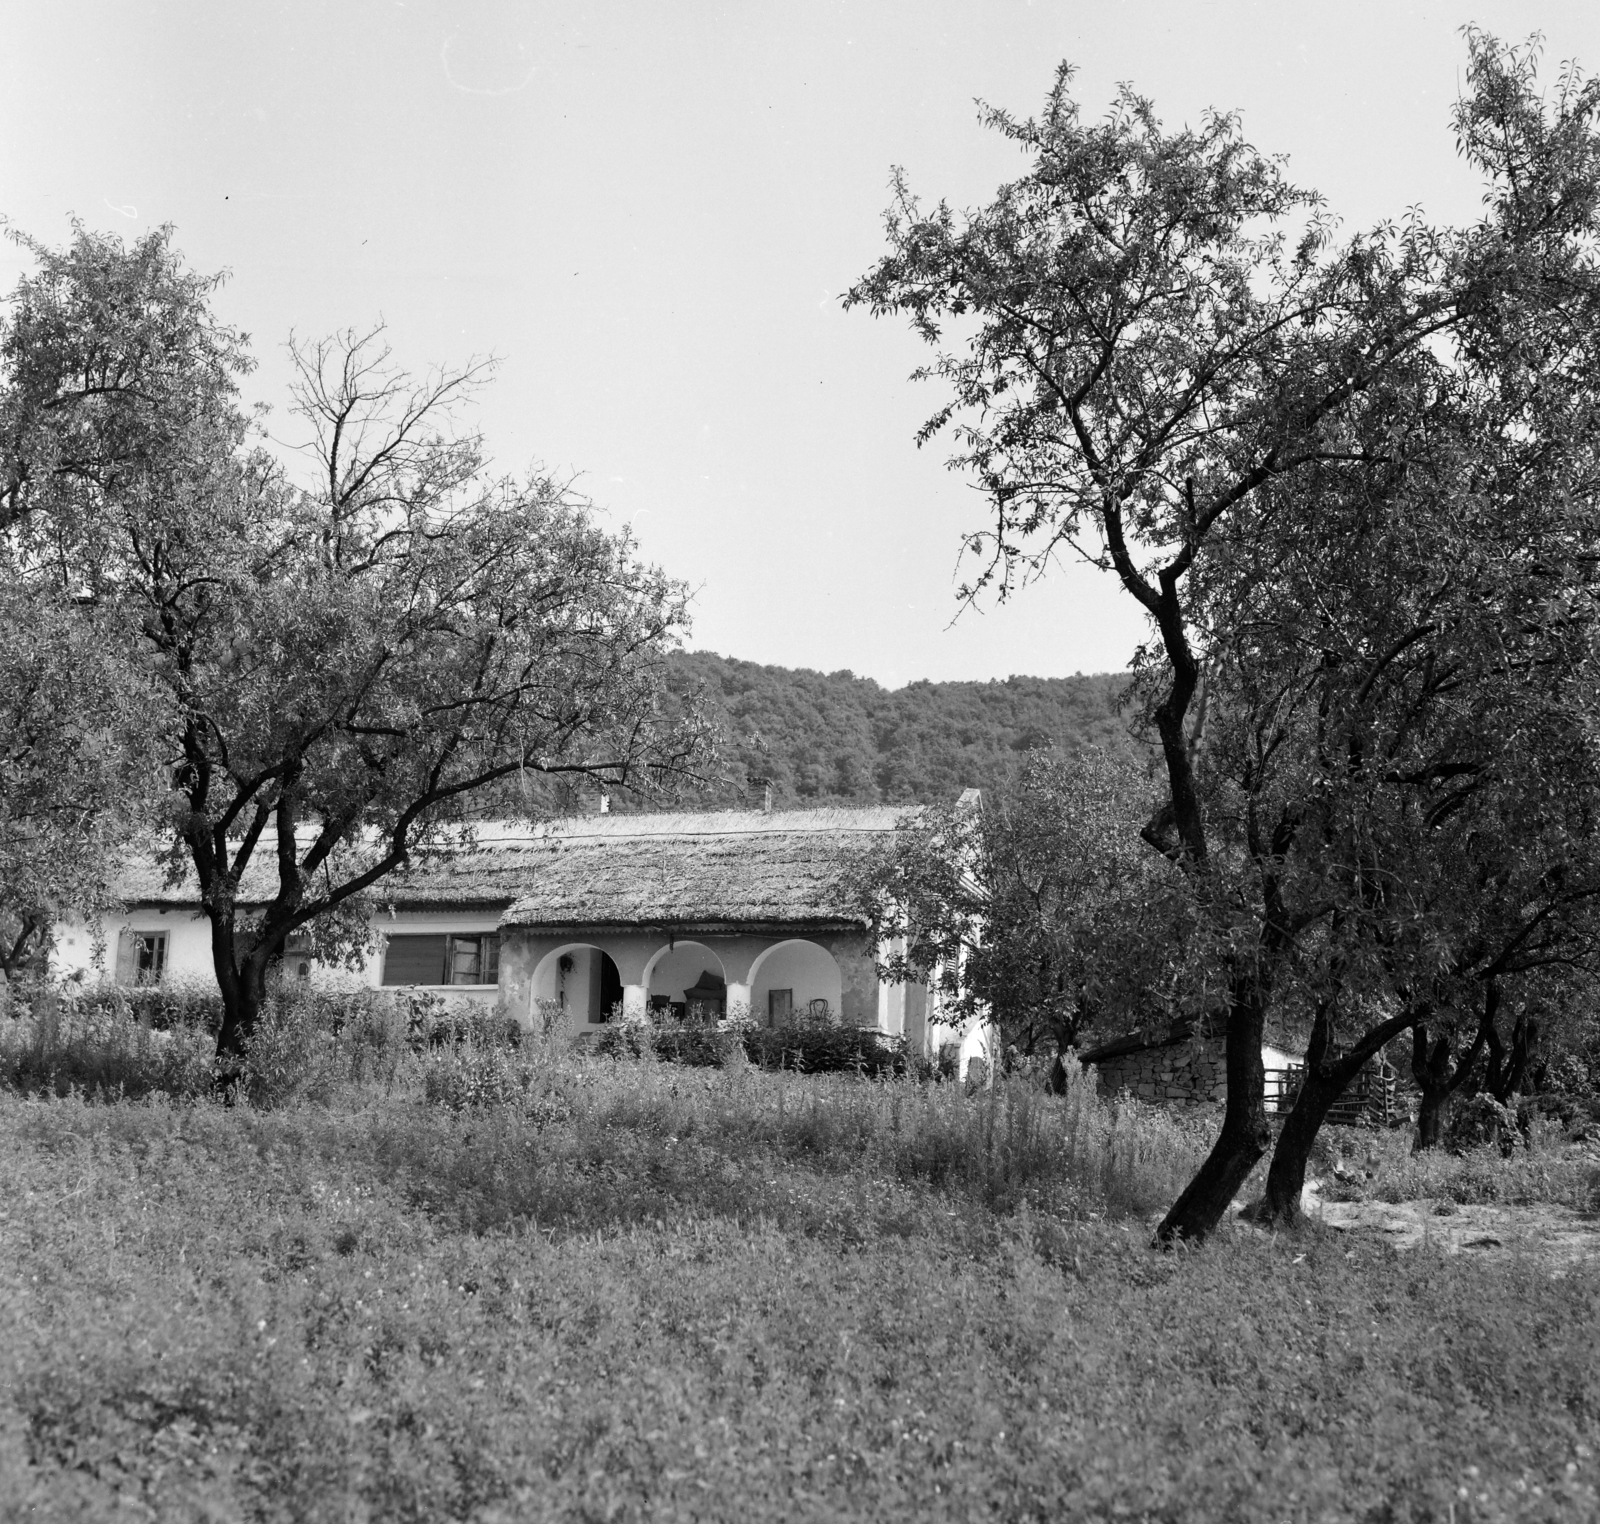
top-left (725, 981), bottom-right (752, 1022)
top-left (622, 983), bottom-right (649, 1023)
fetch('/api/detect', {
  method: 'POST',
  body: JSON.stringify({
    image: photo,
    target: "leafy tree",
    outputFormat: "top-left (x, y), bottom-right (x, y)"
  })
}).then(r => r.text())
top-left (852, 751), bottom-right (1205, 1068)
top-left (1185, 36), bottom-right (1600, 1205)
top-left (1, 229), bottom-right (709, 1066)
top-left (848, 32), bottom-right (1600, 1239)
top-left (0, 583), bottom-right (158, 982)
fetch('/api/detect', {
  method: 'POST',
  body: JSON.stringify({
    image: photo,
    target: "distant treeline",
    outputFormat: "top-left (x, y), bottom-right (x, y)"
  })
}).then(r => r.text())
top-left (663, 650), bottom-right (1138, 806)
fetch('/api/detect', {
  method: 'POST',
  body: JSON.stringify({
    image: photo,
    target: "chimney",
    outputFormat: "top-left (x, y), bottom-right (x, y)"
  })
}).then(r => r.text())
top-left (763, 781), bottom-right (774, 813)
top-left (597, 792), bottom-right (610, 815)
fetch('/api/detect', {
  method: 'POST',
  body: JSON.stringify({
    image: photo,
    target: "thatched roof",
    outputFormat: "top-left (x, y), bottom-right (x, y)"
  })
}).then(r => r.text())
top-left (499, 807), bottom-right (914, 934)
top-left (111, 808), bottom-right (915, 926)
top-left (112, 822), bottom-right (581, 912)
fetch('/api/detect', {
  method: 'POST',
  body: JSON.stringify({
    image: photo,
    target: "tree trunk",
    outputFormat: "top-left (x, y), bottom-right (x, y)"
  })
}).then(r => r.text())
top-left (1414, 1084), bottom-right (1450, 1150)
top-left (1483, 992), bottom-right (1535, 1105)
top-left (1257, 1000), bottom-right (1419, 1224)
top-left (1155, 985), bottom-right (1272, 1244)
top-left (1, 915), bottom-right (42, 980)
top-left (210, 892), bottom-right (274, 1089)
top-left (214, 956), bottom-right (267, 1087)
top-left (1260, 1069), bottom-right (1340, 1222)
top-left (1410, 1010), bottom-right (1485, 1153)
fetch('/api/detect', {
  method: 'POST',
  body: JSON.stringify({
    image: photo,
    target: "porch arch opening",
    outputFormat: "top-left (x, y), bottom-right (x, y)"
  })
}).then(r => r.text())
top-left (748, 939), bottom-right (844, 1027)
top-left (530, 943), bottom-right (624, 1030)
top-left (644, 941), bottom-right (728, 1024)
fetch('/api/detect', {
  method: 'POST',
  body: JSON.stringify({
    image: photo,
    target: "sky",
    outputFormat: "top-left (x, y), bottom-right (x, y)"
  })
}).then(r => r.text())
top-left (5, 1), bottom-right (1600, 688)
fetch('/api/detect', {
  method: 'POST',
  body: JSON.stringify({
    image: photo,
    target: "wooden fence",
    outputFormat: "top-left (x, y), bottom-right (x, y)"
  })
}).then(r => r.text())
top-left (1265, 1063), bottom-right (1400, 1127)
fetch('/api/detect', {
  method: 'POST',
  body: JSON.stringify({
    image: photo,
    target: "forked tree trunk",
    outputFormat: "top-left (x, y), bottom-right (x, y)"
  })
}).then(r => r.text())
top-left (215, 958), bottom-right (268, 1068)
top-left (1257, 1000), bottom-right (1416, 1222)
top-left (1154, 984), bottom-right (1272, 1244)
top-left (1410, 995), bottom-right (1490, 1153)
top-left (1484, 1003), bottom-right (1536, 1105)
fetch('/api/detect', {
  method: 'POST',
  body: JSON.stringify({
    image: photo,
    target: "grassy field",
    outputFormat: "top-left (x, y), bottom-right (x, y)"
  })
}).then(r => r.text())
top-left (2, 1010), bottom-right (1599, 1522)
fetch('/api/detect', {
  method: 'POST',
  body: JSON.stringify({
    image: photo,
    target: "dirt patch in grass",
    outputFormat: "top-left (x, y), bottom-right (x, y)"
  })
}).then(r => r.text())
top-left (1299, 1182), bottom-right (1600, 1269)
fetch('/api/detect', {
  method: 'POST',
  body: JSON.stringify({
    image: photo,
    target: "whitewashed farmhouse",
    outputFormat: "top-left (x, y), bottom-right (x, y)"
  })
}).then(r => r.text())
top-left (51, 806), bottom-right (939, 1047)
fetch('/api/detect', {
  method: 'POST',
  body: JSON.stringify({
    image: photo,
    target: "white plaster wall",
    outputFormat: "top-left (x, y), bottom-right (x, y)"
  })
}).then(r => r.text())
top-left (48, 916), bottom-right (103, 984)
top-left (51, 907), bottom-right (503, 1007)
top-left (50, 910), bottom-right (217, 987)
top-left (751, 940), bottom-right (843, 1026)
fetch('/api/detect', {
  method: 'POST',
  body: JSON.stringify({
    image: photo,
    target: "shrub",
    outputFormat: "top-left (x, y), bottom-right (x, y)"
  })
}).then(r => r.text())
top-left (0, 987), bottom-right (216, 1100)
top-left (52, 979), bottom-right (227, 1033)
top-left (421, 1042), bottom-right (531, 1111)
top-left (744, 1024), bottom-right (908, 1076)
top-left (656, 1027), bottom-right (739, 1067)
top-left (419, 1008), bottom-right (523, 1051)
top-left (590, 1022), bottom-right (656, 1061)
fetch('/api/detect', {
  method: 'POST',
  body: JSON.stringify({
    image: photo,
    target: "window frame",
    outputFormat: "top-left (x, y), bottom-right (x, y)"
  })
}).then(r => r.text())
top-left (380, 930), bottom-right (501, 988)
top-left (129, 931), bottom-right (167, 986)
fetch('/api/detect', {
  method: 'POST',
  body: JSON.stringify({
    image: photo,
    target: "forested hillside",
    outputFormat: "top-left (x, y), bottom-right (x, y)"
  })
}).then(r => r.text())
top-left (663, 651), bottom-right (1137, 806)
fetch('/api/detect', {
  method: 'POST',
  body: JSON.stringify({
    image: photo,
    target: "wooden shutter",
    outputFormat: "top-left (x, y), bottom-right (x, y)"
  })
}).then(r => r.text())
top-left (114, 928), bottom-right (138, 986)
top-left (381, 934), bottom-right (447, 986)
top-left (768, 988), bottom-right (793, 1025)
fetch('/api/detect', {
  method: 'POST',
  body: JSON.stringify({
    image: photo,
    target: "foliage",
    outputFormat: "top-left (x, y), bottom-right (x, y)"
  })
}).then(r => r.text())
top-left (852, 749), bottom-right (1207, 1055)
top-left (5, 1069), bottom-right (1600, 1519)
top-left (0, 584), bottom-right (160, 978)
top-left (656, 650), bottom-right (1137, 806)
top-left (848, 33), bottom-right (1600, 1240)
top-left (239, 982), bottom-right (417, 1107)
top-left (742, 1024), bottom-right (909, 1076)
top-left (0, 987), bottom-right (217, 1100)
top-left (590, 1019), bottom-right (913, 1075)
top-left (62, 978), bottom-right (227, 1033)
top-left (1326, 1121), bottom-right (1600, 1212)
top-left (421, 1040), bottom-right (536, 1112)
top-left (0, 227), bottom-right (711, 1060)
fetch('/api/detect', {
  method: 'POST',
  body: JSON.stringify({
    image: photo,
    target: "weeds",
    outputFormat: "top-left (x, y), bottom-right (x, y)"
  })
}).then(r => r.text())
top-left (0, 986), bottom-right (216, 1100)
top-left (1325, 1120), bottom-right (1600, 1211)
top-left (3, 1087), bottom-right (1598, 1522)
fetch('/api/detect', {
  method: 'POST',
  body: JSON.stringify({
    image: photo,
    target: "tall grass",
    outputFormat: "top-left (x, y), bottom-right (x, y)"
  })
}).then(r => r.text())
top-left (0, 986), bottom-right (217, 1099)
top-left (1333, 1123), bottom-right (1600, 1212)
top-left (404, 1031), bottom-right (1212, 1231)
top-left (2, 985), bottom-right (1210, 1227)
top-left (5, 1085), bottom-right (1599, 1522)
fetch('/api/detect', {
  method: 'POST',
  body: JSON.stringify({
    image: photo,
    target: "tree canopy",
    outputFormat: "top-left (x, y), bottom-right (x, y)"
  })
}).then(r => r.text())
top-left (0, 227), bottom-right (709, 1063)
top-left (660, 651), bottom-right (1136, 807)
top-left (850, 31), bottom-right (1600, 1239)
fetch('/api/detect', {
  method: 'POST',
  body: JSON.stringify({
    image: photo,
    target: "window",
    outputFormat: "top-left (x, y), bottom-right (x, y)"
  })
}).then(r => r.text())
top-left (448, 934), bottom-right (499, 986)
top-left (381, 933), bottom-right (500, 987)
top-left (283, 931), bottom-right (313, 980)
top-left (115, 930), bottom-right (167, 986)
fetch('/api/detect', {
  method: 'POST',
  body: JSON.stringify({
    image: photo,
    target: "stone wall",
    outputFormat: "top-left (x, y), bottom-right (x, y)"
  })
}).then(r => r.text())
top-left (1091, 1034), bottom-right (1227, 1106)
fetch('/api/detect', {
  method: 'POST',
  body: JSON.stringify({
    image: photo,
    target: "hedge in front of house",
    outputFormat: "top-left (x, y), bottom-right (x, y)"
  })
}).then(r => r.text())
top-left (587, 1023), bottom-right (911, 1075)
top-left (74, 983), bottom-right (228, 1034)
top-left (744, 1025), bottom-right (909, 1076)
top-left (588, 1025), bottom-right (735, 1066)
